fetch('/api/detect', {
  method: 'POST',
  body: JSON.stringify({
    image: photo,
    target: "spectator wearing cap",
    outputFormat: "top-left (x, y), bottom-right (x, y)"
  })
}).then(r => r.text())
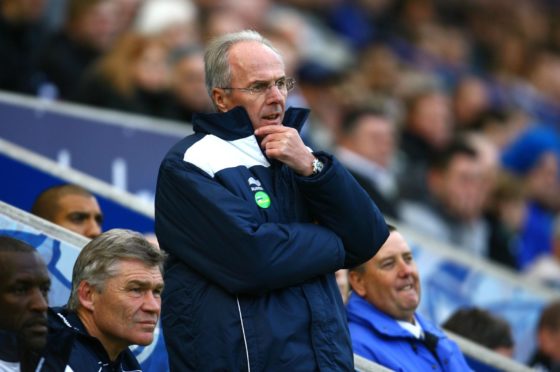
top-left (134, 0), bottom-right (199, 50)
top-left (501, 126), bottom-right (560, 269)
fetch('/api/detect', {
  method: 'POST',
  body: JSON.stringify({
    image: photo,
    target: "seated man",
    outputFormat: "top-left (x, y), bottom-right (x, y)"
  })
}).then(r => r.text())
top-left (31, 184), bottom-right (103, 239)
top-left (443, 306), bottom-right (514, 357)
top-left (41, 229), bottom-right (165, 371)
top-left (0, 236), bottom-right (51, 372)
top-left (528, 300), bottom-right (560, 371)
top-left (347, 225), bottom-right (470, 371)
top-left (443, 306), bottom-right (514, 372)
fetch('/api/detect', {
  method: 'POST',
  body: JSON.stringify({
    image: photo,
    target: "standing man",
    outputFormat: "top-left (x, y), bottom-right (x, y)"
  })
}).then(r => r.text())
top-left (0, 236), bottom-right (50, 372)
top-left (155, 30), bottom-right (389, 371)
top-left (40, 229), bottom-right (165, 371)
top-left (347, 225), bottom-right (470, 371)
top-left (31, 184), bottom-right (103, 239)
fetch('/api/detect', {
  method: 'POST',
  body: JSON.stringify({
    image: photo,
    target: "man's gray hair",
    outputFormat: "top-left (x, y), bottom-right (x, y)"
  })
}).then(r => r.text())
top-left (204, 29), bottom-right (282, 102)
top-left (67, 229), bottom-right (166, 311)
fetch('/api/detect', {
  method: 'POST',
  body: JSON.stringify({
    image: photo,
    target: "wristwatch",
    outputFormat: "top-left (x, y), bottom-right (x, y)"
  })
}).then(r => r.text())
top-left (311, 157), bottom-right (324, 175)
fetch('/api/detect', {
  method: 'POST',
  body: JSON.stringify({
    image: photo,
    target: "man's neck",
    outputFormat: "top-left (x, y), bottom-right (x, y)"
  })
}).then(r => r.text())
top-left (76, 309), bottom-right (125, 362)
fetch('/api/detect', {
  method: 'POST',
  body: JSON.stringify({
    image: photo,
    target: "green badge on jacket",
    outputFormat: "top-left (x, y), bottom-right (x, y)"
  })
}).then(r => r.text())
top-left (254, 191), bottom-right (271, 209)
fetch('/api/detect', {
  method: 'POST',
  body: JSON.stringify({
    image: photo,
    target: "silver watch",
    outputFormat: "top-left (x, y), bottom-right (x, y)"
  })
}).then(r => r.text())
top-left (312, 157), bottom-right (324, 175)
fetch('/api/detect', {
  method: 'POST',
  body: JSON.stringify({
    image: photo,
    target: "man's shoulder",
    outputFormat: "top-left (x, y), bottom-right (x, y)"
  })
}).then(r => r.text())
top-left (0, 359), bottom-right (19, 372)
top-left (43, 309), bottom-right (142, 372)
top-left (169, 133), bottom-right (269, 178)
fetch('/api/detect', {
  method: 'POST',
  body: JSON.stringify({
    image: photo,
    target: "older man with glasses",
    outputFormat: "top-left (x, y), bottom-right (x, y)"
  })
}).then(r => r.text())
top-left (155, 30), bottom-right (389, 371)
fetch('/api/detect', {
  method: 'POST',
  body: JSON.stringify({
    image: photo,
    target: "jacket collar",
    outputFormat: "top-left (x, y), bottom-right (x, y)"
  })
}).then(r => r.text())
top-left (48, 307), bottom-right (129, 366)
top-left (347, 293), bottom-right (444, 339)
top-left (192, 106), bottom-right (310, 141)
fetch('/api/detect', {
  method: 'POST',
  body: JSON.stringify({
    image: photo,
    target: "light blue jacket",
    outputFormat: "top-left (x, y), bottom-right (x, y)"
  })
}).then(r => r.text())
top-left (347, 293), bottom-right (471, 372)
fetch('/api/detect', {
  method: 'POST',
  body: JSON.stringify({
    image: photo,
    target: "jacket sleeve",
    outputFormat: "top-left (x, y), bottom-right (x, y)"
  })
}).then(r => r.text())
top-left (295, 152), bottom-right (389, 268)
top-left (155, 159), bottom-right (345, 295)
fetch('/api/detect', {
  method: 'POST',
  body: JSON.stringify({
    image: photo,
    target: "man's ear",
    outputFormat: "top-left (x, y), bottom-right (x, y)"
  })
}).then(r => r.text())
top-left (77, 281), bottom-right (96, 311)
top-left (348, 270), bottom-right (367, 298)
top-left (212, 88), bottom-right (229, 113)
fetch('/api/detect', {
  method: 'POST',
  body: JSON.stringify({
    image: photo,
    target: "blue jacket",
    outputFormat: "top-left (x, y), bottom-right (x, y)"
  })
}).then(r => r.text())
top-left (347, 293), bottom-right (471, 372)
top-left (40, 307), bottom-right (142, 371)
top-left (155, 107), bottom-right (389, 371)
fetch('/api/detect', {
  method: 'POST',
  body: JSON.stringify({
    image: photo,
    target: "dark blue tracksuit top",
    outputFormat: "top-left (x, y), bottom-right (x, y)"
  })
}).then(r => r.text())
top-left (155, 106), bottom-right (389, 371)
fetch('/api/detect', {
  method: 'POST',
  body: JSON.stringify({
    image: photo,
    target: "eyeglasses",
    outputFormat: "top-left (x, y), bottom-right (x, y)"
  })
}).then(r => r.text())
top-left (221, 77), bottom-right (296, 95)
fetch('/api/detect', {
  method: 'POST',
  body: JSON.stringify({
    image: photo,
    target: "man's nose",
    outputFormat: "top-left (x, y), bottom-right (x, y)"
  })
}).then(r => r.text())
top-left (265, 83), bottom-right (284, 103)
top-left (30, 288), bottom-right (48, 313)
top-left (142, 291), bottom-right (162, 313)
top-left (397, 261), bottom-right (414, 276)
top-left (85, 218), bottom-right (102, 238)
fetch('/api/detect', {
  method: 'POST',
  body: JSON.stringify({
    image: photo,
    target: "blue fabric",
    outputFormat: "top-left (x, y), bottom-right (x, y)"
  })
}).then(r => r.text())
top-left (347, 293), bottom-right (471, 372)
top-left (155, 106), bottom-right (389, 371)
top-left (501, 126), bottom-right (560, 176)
top-left (40, 307), bottom-right (142, 371)
top-left (517, 202), bottom-right (555, 270)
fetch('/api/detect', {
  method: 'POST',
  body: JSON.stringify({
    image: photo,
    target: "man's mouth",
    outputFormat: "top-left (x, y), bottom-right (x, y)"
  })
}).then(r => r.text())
top-left (262, 113), bottom-right (281, 121)
top-left (398, 283), bottom-right (415, 292)
top-left (25, 319), bottom-right (48, 334)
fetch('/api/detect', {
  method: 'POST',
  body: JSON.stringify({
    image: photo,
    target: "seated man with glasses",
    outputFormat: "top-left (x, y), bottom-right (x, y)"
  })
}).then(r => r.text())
top-left (155, 29), bottom-right (389, 371)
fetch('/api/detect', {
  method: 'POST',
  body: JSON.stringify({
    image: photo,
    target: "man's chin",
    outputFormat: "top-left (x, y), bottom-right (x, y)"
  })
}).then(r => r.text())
top-left (21, 334), bottom-right (47, 351)
top-left (130, 334), bottom-right (155, 346)
top-left (128, 325), bottom-right (157, 346)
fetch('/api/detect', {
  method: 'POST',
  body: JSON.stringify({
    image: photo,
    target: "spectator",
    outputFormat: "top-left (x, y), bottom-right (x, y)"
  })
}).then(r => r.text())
top-left (443, 307), bottom-right (514, 357)
top-left (155, 29), bottom-right (389, 371)
top-left (528, 300), bottom-right (560, 371)
top-left (336, 106), bottom-right (401, 219)
top-left (134, 0), bottom-right (200, 50)
top-left (452, 76), bottom-right (491, 131)
top-left (501, 126), bottom-right (560, 270)
top-left (39, 0), bottom-right (120, 100)
top-left (484, 172), bottom-right (526, 269)
top-left (31, 184), bottom-right (103, 239)
top-left (0, 0), bottom-right (50, 94)
top-left (40, 229), bottom-right (165, 371)
top-left (74, 32), bottom-right (172, 119)
top-left (347, 225), bottom-right (470, 371)
top-left (296, 59), bottom-right (346, 151)
top-left (400, 140), bottom-right (490, 258)
top-left (164, 44), bottom-right (213, 124)
top-left (398, 88), bottom-right (455, 202)
top-left (0, 236), bottom-right (50, 372)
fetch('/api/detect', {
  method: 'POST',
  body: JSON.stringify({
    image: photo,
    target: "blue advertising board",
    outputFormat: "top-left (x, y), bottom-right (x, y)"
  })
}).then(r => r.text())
top-left (0, 149), bottom-right (155, 234)
top-left (0, 92), bottom-right (189, 203)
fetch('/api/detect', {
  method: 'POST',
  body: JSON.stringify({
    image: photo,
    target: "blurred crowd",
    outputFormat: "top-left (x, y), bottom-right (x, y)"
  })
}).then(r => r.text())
top-left (2, 0), bottom-right (560, 287)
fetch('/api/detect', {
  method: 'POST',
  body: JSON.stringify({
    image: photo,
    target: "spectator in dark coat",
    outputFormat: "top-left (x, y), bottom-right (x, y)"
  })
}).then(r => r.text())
top-left (0, 0), bottom-right (50, 94)
top-left (39, 0), bottom-right (120, 100)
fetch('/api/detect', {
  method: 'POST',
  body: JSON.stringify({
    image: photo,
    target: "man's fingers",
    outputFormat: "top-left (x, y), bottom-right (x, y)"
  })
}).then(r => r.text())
top-left (255, 125), bottom-right (290, 137)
